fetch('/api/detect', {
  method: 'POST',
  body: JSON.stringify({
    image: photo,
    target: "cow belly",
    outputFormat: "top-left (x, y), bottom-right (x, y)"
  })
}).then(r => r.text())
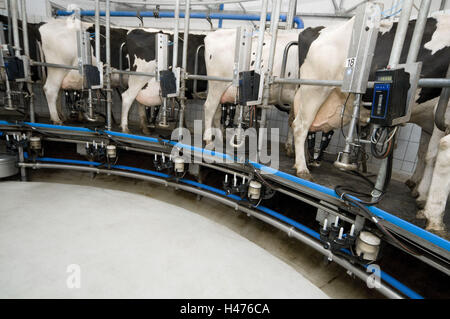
top-left (61, 71), bottom-right (83, 90)
top-left (136, 82), bottom-right (162, 106)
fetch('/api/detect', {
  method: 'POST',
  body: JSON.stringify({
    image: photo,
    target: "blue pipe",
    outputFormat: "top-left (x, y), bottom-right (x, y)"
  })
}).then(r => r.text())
top-left (1, 120), bottom-right (448, 252)
top-left (21, 154), bottom-right (423, 299)
top-left (218, 4), bottom-right (224, 28)
top-left (55, 10), bottom-right (304, 29)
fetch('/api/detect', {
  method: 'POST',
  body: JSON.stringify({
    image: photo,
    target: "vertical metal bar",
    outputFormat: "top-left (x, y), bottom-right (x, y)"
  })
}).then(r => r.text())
top-left (6, 0), bottom-right (13, 45)
top-left (20, 0), bottom-right (35, 122)
top-left (95, 0), bottom-right (100, 61)
top-left (254, 0), bottom-right (269, 72)
top-left (106, 0), bottom-right (112, 130)
top-left (259, 0), bottom-right (281, 155)
top-left (10, 0), bottom-right (21, 57)
top-left (388, 0), bottom-right (414, 67)
top-left (286, 0), bottom-right (297, 29)
top-left (172, 0), bottom-right (180, 68)
top-left (178, 0), bottom-right (191, 135)
top-left (406, 0), bottom-right (431, 64)
top-left (440, 0), bottom-right (447, 10)
top-left (374, 0), bottom-right (414, 196)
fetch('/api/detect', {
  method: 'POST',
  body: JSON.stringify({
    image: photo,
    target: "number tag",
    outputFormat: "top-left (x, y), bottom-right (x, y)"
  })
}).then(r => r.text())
top-left (346, 57), bottom-right (356, 68)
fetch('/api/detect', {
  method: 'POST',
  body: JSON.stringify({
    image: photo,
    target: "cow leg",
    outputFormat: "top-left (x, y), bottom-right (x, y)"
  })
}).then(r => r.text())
top-left (203, 82), bottom-right (229, 145)
top-left (292, 86), bottom-right (332, 180)
top-left (417, 134), bottom-right (450, 234)
top-left (121, 76), bottom-right (150, 133)
top-left (43, 69), bottom-right (70, 124)
top-left (409, 130), bottom-right (430, 195)
top-left (415, 125), bottom-right (446, 210)
top-left (285, 106), bottom-right (295, 157)
top-left (137, 103), bottom-right (150, 135)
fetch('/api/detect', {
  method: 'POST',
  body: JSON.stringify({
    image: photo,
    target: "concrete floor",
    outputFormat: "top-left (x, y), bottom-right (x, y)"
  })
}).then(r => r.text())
top-left (0, 180), bottom-right (329, 298)
top-left (0, 170), bottom-right (381, 298)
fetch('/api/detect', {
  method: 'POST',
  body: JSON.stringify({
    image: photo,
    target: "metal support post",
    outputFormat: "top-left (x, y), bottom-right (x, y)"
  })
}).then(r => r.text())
top-left (20, 0), bottom-right (35, 122)
top-left (286, 0), bottom-right (297, 29)
top-left (10, 0), bottom-right (21, 57)
top-left (178, 0), bottom-right (191, 138)
top-left (373, 0), bottom-right (414, 198)
top-left (258, 0), bottom-right (281, 155)
top-left (105, 0), bottom-right (112, 130)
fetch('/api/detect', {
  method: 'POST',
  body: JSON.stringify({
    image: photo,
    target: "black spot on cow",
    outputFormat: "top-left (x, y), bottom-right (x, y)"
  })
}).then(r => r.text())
top-left (288, 72), bottom-right (291, 77)
top-left (364, 17), bottom-right (450, 105)
top-left (251, 60), bottom-right (255, 66)
top-left (125, 30), bottom-right (207, 96)
top-left (86, 25), bottom-right (129, 70)
top-left (209, 54), bottom-right (212, 60)
top-left (298, 26), bottom-right (325, 69)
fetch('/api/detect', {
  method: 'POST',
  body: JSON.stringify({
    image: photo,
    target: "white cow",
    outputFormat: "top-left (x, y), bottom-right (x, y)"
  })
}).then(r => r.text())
top-left (39, 16), bottom-right (174, 134)
top-left (416, 104), bottom-right (450, 234)
top-left (203, 28), bottom-right (302, 144)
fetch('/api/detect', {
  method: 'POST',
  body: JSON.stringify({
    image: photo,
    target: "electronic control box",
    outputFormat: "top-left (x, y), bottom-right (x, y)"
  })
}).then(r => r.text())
top-left (370, 68), bottom-right (410, 126)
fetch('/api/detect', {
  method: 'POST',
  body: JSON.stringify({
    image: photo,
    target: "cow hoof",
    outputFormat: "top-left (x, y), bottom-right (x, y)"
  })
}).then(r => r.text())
top-left (52, 121), bottom-right (63, 126)
top-left (142, 128), bottom-right (151, 136)
top-left (121, 127), bottom-right (130, 134)
top-left (405, 179), bottom-right (416, 191)
top-left (416, 199), bottom-right (426, 210)
top-left (411, 188), bottom-right (420, 198)
top-left (297, 171), bottom-right (314, 182)
top-left (425, 223), bottom-right (447, 238)
top-left (416, 210), bottom-right (426, 219)
top-left (284, 143), bottom-right (294, 157)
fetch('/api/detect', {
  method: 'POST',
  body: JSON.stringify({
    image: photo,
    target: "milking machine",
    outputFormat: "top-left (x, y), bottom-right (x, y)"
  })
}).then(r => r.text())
top-left (333, 2), bottom-right (382, 173)
top-left (229, 26), bottom-right (262, 148)
top-left (76, 27), bottom-right (102, 123)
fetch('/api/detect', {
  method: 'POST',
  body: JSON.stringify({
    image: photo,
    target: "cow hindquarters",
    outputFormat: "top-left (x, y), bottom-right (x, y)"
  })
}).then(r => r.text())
top-left (418, 134), bottom-right (450, 233)
top-left (292, 85), bottom-right (332, 180)
top-left (121, 75), bottom-right (152, 133)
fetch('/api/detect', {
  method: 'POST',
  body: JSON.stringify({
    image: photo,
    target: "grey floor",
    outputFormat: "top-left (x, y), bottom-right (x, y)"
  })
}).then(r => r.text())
top-left (0, 181), bottom-right (329, 299)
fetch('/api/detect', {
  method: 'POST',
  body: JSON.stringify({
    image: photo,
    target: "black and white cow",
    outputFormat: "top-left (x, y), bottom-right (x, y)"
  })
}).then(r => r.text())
top-left (288, 11), bottom-right (450, 192)
top-left (202, 28), bottom-right (303, 144)
top-left (38, 14), bottom-right (206, 133)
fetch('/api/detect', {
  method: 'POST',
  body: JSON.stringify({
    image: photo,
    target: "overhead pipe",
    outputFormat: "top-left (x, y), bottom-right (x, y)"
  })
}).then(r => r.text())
top-left (55, 10), bottom-right (305, 29)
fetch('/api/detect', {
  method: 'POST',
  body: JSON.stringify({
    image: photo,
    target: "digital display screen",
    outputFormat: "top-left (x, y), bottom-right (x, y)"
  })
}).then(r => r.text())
top-left (377, 75), bottom-right (393, 82)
